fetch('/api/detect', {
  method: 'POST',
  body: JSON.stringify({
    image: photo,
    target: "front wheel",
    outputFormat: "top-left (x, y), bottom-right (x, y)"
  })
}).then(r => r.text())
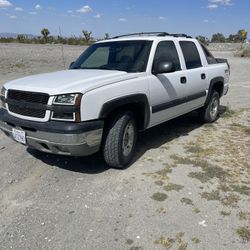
top-left (199, 91), bottom-right (220, 123)
top-left (103, 112), bottom-right (137, 169)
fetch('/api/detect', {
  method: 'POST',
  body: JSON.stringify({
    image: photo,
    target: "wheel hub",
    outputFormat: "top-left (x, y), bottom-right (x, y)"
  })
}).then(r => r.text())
top-left (210, 98), bottom-right (219, 118)
top-left (122, 122), bottom-right (135, 157)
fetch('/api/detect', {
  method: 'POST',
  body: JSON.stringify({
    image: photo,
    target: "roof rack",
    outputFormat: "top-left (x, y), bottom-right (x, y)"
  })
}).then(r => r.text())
top-left (112, 32), bottom-right (169, 39)
top-left (170, 33), bottom-right (192, 38)
top-left (112, 32), bottom-right (192, 39)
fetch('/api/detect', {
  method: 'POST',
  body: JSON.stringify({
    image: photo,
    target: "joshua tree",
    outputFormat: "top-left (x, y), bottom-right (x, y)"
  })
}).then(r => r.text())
top-left (196, 35), bottom-right (210, 46)
top-left (17, 34), bottom-right (27, 43)
top-left (41, 28), bottom-right (50, 42)
top-left (104, 33), bottom-right (110, 40)
top-left (237, 29), bottom-right (248, 43)
top-left (82, 30), bottom-right (92, 43)
top-left (227, 29), bottom-right (248, 43)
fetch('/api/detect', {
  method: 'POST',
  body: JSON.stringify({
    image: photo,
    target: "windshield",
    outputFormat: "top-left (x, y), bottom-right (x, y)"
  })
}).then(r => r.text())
top-left (70, 40), bottom-right (153, 73)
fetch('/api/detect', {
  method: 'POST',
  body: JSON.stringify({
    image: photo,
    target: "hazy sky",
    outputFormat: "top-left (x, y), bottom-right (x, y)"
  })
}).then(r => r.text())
top-left (0, 0), bottom-right (249, 38)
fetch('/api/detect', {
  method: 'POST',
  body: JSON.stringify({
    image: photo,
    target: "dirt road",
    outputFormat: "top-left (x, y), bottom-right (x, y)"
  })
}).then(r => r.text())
top-left (0, 43), bottom-right (249, 250)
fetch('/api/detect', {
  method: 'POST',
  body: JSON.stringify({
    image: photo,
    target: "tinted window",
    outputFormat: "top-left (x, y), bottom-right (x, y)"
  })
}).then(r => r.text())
top-left (179, 41), bottom-right (202, 69)
top-left (71, 40), bottom-right (152, 73)
top-left (200, 43), bottom-right (217, 64)
top-left (81, 47), bottom-right (109, 67)
top-left (153, 41), bottom-right (181, 72)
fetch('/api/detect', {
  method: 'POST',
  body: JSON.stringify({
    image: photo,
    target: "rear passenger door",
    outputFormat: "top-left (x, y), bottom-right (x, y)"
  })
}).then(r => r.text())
top-left (148, 40), bottom-right (189, 127)
top-left (179, 41), bottom-right (208, 110)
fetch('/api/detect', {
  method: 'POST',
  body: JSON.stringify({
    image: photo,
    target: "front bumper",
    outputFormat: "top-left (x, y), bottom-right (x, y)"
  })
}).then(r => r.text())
top-left (0, 108), bottom-right (103, 156)
top-left (223, 83), bottom-right (229, 96)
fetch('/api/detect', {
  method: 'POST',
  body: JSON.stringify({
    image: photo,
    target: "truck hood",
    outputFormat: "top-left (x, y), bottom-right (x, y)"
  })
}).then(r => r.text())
top-left (4, 70), bottom-right (141, 95)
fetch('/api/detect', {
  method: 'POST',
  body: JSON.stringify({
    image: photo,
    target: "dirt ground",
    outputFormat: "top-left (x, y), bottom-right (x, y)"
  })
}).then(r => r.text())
top-left (0, 43), bottom-right (249, 250)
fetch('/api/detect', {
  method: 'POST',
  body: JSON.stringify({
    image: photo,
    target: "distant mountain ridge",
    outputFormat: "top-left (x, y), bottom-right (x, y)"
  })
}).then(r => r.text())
top-left (0, 32), bottom-right (37, 38)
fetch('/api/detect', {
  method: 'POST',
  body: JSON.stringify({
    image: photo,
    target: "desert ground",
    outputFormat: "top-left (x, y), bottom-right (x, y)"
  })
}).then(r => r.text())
top-left (0, 43), bottom-right (249, 250)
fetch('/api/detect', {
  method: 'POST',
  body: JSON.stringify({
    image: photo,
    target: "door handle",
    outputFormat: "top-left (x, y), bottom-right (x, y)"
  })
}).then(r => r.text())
top-left (180, 77), bottom-right (187, 84)
top-left (201, 73), bottom-right (206, 80)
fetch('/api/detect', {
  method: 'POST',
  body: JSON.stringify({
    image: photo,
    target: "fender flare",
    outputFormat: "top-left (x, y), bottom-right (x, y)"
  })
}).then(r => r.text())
top-left (205, 77), bottom-right (224, 105)
top-left (99, 94), bottom-right (150, 130)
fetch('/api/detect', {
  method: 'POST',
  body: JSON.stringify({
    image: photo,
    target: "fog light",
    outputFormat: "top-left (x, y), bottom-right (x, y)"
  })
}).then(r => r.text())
top-left (51, 112), bottom-right (74, 120)
top-left (51, 112), bottom-right (81, 122)
top-left (1, 101), bottom-right (7, 109)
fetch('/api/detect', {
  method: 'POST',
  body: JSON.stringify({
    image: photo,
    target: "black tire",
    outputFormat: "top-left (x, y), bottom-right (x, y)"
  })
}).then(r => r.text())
top-left (199, 91), bottom-right (220, 123)
top-left (103, 112), bottom-right (137, 169)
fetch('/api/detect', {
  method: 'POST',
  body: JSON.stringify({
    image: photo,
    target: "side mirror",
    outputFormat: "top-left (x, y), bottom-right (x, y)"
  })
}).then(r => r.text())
top-left (69, 62), bottom-right (75, 68)
top-left (155, 61), bottom-right (175, 74)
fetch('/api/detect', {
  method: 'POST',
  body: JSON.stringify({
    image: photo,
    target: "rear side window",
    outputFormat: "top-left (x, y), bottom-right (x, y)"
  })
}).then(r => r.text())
top-left (153, 41), bottom-right (181, 72)
top-left (200, 43), bottom-right (217, 64)
top-left (179, 41), bottom-right (202, 69)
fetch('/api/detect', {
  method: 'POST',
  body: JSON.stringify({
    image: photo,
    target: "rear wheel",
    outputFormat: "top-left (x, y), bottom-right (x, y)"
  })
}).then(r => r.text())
top-left (103, 112), bottom-right (137, 169)
top-left (199, 91), bottom-right (220, 123)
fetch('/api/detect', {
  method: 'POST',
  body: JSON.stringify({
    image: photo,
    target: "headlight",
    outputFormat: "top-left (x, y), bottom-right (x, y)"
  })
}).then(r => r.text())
top-left (51, 93), bottom-right (82, 122)
top-left (1, 87), bottom-right (6, 97)
top-left (53, 93), bottom-right (81, 105)
top-left (1, 87), bottom-right (7, 109)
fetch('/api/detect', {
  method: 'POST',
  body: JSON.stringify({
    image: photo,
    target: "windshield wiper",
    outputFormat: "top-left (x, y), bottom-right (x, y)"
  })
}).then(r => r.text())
top-left (70, 66), bottom-right (80, 69)
top-left (76, 66), bottom-right (114, 70)
top-left (99, 66), bottom-right (128, 72)
top-left (71, 66), bottom-right (128, 72)
top-left (99, 66), bottom-right (115, 70)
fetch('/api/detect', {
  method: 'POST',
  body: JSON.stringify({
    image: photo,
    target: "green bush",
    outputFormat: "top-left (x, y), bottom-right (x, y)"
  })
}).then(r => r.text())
top-left (0, 33), bottom-right (94, 45)
top-left (235, 43), bottom-right (250, 57)
top-left (241, 44), bottom-right (250, 57)
top-left (0, 37), bottom-right (15, 43)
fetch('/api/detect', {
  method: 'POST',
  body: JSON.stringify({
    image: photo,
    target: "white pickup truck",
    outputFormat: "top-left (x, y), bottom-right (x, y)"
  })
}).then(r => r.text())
top-left (0, 32), bottom-right (230, 168)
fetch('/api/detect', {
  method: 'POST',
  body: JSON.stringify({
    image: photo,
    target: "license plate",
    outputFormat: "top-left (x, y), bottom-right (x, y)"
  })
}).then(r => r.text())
top-left (12, 128), bottom-right (26, 144)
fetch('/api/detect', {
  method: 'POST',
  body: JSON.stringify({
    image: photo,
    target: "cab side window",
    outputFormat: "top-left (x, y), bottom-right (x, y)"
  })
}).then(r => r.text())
top-left (179, 41), bottom-right (202, 69)
top-left (153, 41), bottom-right (181, 73)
